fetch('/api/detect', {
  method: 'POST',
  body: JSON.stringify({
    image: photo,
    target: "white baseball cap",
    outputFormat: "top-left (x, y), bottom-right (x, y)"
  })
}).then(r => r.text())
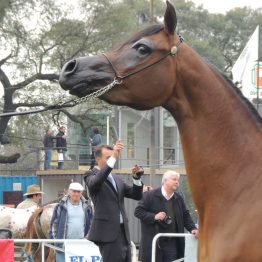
top-left (68, 182), bottom-right (84, 191)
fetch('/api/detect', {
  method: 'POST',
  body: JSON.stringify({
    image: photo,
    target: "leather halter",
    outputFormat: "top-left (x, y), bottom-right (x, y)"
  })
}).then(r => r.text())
top-left (102, 35), bottom-right (184, 81)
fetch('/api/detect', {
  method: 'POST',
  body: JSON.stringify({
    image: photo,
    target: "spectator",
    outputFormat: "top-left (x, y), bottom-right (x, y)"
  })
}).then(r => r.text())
top-left (83, 142), bottom-right (144, 262)
top-left (49, 182), bottom-right (93, 262)
top-left (89, 127), bottom-right (102, 169)
top-left (43, 128), bottom-right (56, 170)
top-left (16, 185), bottom-right (44, 209)
top-left (134, 170), bottom-right (198, 262)
top-left (56, 126), bottom-right (67, 169)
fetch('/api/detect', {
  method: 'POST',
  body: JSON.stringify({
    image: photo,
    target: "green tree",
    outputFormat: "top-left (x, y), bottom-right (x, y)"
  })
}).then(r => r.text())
top-left (0, 0), bottom-right (261, 164)
top-left (0, 0), bottom-right (147, 163)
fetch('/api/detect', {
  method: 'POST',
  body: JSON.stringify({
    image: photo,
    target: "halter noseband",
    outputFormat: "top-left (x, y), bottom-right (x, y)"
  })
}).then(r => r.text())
top-left (102, 35), bottom-right (184, 81)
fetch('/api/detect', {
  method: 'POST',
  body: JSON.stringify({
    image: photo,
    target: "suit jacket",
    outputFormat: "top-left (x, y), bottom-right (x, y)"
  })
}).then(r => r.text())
top-left (84, 165), bottom-right (143, 243)
top-left (134, 187), bottom-right (197, 262)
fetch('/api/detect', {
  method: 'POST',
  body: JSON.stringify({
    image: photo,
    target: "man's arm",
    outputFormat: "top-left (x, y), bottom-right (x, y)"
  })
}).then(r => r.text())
top-left (43, 135), bottom-right (47, 147)
top-left (180, 197), bottom-right (197, 233)
top-left (123, 180), bottom-right (143, 200)
top-left (134, 192), bottom-right (156, 224)
top-left (123, 164), bottom-right (144, 199)
top-left (49, 204), bottom-right (59, 239)
top-left (84, 164), bottom-right (113, 192)
top-left (91, 134), bottom-right (101, 146)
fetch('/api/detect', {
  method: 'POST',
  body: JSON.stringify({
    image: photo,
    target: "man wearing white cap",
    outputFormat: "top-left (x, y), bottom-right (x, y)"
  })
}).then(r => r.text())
top-left (49, 182), bottom-right (93, 262)
top-left (16, 184), bottom-right (44, 209)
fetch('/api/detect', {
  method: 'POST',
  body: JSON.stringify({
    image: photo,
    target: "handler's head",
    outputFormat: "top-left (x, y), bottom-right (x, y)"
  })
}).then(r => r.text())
top-left (94, 144), bottom-right (113, 169)
top-left (162, 170), bottom-right (180, 192)
top-left (68, 182), bottom-right (84, 202)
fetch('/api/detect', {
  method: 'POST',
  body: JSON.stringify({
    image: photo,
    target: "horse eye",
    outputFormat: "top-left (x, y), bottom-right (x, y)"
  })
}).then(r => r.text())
top-left (136, 44), bottom-right (151, 55)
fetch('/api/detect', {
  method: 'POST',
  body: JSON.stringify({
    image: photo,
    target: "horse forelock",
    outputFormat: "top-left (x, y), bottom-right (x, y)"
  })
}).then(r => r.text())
top-left (118, 24), bottom-right (164, 49)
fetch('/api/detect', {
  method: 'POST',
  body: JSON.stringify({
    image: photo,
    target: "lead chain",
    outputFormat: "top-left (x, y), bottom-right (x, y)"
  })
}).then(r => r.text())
top-left (57, 78), bottom-right (122, 108)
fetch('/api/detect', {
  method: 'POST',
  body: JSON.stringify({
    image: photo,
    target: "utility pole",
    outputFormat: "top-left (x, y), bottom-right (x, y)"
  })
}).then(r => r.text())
top-left (149, 0), bottom-right (154, 22)
top-left (257, 26), bottom-right (261, 112)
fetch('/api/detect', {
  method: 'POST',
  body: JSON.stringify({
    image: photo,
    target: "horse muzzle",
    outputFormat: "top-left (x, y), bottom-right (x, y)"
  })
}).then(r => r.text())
top-left (59, 56), bottom-right (115, 97)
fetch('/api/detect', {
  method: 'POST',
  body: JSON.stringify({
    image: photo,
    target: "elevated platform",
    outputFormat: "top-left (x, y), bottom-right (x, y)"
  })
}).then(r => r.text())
top-left (36, 166), bottom-right (186, 177)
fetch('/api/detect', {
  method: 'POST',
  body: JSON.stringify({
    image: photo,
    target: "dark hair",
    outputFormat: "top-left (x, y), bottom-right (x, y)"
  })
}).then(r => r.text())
top-left (94, 144), bottom-right (113, 158)
top-left (92, 127), bottom-right (99, 134)
top-left (27, 194), bottom-right (38, 199)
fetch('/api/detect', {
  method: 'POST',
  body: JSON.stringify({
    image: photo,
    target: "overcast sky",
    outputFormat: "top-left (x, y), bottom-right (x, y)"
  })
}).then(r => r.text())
top-left (191, 0), bottom-right (262, 13)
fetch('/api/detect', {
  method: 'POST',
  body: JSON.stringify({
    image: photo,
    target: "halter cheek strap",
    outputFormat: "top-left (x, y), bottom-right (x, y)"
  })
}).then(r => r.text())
top-left (102, 53), bottom-right (119, 79)
top-left (102, 34), bottom-right (184, 81)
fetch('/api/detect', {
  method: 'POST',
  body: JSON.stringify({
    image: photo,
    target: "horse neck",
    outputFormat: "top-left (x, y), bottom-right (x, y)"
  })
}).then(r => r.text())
top-left (164, 44), bottom-right (262, 207)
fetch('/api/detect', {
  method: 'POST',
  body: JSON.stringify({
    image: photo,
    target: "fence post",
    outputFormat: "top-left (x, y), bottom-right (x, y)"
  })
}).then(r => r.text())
top-left (41, 243), bottom-right (45, 261)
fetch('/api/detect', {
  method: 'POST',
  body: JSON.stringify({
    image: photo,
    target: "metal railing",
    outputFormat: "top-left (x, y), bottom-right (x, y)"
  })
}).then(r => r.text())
top-left (36, 145), bottom-right (183, 170)
top-left (13, 239), bottom-right (137, 262)
top-left (151, 233), bottom-right (197, 262)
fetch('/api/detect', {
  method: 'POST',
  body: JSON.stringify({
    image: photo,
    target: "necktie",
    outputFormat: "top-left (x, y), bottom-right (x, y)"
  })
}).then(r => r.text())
top-left (107, 174), bottom-right (123, 223)
top-left (107, 174), bottom-right (117, 191)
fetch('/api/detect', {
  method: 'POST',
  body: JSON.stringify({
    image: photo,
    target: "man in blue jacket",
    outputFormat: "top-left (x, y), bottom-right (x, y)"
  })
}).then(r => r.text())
top-left (49, 182), bottom-right (93, 262)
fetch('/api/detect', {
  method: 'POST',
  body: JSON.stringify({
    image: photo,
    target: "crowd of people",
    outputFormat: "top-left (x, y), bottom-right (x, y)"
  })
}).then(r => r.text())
top-left (43, 126), bottom-right (102, 170)
top-left (34, 134), bottom-right (198, 262)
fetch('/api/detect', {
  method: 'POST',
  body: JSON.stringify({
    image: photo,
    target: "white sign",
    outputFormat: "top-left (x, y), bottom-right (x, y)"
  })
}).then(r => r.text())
top-left (231, 26), bottom-right (259, 100)
top-left (65, 240), bottom-right (102, 262)
top-left (58, 152), bottom-right (64, 161)
top-left (13, 183), bottom-right (22, 191)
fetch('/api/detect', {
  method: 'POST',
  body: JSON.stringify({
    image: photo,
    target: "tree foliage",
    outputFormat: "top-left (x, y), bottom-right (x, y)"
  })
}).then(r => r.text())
top-left (0, 0), bottom-right (261, 164)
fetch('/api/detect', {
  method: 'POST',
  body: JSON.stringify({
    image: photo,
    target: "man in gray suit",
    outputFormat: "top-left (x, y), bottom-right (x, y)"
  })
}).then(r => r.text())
top-left (84, 141), bottom-right (144, 262)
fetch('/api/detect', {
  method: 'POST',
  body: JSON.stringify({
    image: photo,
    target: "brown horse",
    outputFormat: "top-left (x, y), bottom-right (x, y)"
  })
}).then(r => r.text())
top-left (24, 204), bottom-right (56, 262)
top-left (59, 1), bottom-right (262, 261)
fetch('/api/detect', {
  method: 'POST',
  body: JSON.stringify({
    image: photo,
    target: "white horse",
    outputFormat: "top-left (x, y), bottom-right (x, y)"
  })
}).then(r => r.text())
top-left (0, 205), bottom-right (37, 238)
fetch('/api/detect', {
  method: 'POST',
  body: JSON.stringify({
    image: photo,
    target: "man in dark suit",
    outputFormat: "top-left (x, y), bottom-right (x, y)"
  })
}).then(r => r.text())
top-left (83, 141), bottom-right (144, 262)
top-left (135, 170), bottom-right (198, 262)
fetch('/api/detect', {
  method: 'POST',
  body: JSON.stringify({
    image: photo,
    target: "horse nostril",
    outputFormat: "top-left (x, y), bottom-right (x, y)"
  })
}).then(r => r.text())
top-left (64, 59), bottom-right (78, 76)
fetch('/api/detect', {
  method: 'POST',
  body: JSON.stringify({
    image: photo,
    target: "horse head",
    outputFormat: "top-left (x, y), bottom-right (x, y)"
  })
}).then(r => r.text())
top-left (59, 1), bottom-right (180, 110)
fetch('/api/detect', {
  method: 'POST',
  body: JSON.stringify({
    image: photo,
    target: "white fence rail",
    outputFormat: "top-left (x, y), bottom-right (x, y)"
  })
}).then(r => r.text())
top-left (151, 233), bottom-right (198, 262)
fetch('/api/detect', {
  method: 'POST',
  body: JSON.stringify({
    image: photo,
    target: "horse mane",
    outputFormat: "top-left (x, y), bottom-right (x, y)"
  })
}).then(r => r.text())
top-left (206, 61), bottom-right (262, 126)
top-left (119, 24), bottom-right (164, 49)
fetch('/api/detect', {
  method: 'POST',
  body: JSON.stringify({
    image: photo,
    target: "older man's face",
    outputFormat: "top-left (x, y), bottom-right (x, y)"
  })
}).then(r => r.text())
top-left (164, 176), bottom-right (180, 192)
top-left (68, 189), bottom-right (82, 202)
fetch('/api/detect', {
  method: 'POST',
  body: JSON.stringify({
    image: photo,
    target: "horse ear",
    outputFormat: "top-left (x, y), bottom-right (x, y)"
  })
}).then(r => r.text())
top-left (164, 1), bottom-right (177, 35)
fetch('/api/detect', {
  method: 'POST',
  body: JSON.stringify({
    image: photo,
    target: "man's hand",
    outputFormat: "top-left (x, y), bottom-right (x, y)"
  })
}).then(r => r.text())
top-left (191, 229), bottom-right (199, 239)
top-left (154, 212), bottom-right (166, 221)
top-left (143, 185), bottom-right (153, 192)
top-left (112, 140), bottom-right (124, 159)
top-left (132, 165), bottom-right (144, 180)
